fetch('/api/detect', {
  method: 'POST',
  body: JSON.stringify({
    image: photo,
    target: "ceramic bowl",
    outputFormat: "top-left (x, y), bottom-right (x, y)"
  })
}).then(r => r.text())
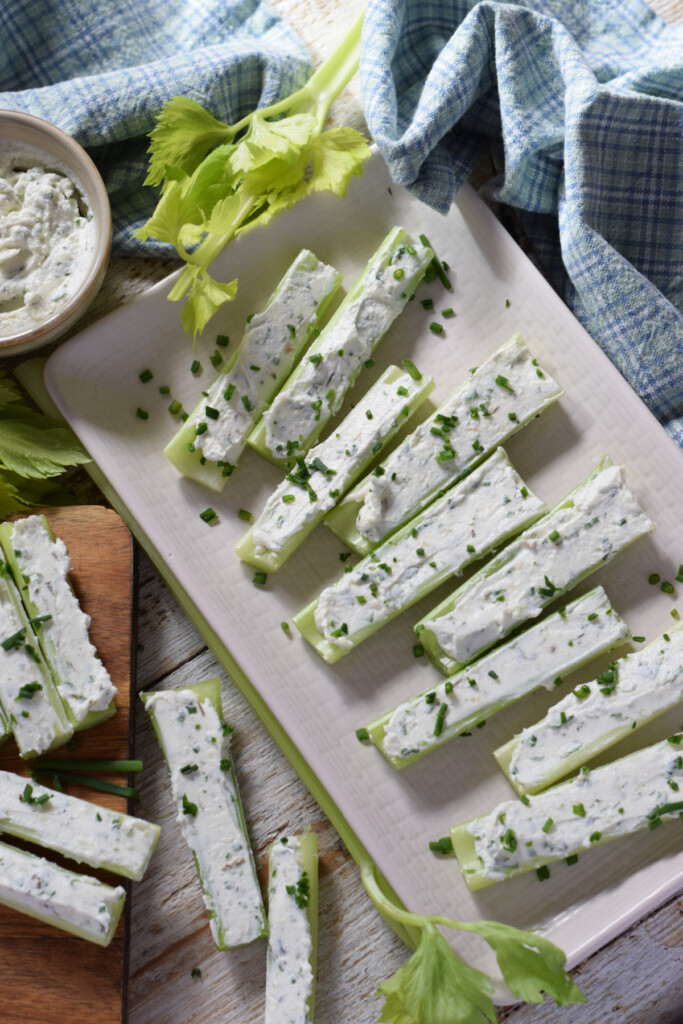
top-left (0, 110), bottom-right (111, 356)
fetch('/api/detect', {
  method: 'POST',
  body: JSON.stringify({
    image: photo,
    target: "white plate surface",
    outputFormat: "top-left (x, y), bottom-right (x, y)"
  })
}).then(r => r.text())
top-left (45, 154), bottom-right (683, 986)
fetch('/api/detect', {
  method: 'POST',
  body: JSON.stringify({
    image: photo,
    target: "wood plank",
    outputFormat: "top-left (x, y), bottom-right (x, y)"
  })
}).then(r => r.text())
top-left (0, 506), bottom-right (133, 1024)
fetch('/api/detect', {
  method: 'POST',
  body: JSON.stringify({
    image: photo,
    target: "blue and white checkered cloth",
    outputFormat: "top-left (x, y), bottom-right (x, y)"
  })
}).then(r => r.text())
top-left (360, 0), bottom-right (683, 446)
top-left (0, 0), bottom-right (311, 254)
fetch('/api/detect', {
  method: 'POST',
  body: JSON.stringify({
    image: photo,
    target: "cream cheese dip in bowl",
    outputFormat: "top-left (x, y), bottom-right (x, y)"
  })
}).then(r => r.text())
top-left (0, 110), bottom-right (111, 356)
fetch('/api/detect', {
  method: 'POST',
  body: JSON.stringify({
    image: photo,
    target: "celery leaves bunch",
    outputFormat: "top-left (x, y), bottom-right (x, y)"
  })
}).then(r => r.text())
top-left (137, 9), bottom-right (370, 340)
top-left (361, 864), bottom-right (585, 1023)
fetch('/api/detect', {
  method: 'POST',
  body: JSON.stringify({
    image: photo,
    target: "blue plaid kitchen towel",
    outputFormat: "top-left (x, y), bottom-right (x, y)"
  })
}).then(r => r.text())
top-left (0, 0), bottom-right (310, 254)
top-left (360, 0), bottom-right (683, 446)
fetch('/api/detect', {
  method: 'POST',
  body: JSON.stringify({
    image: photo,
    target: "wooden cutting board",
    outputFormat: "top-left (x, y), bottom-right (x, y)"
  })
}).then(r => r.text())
top-left (0, 506), bottom-right (134, 1024)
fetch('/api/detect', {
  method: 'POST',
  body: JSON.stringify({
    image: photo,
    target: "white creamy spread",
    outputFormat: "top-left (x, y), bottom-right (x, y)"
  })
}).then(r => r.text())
top-left (262, 233), bottom-right (431, 459)
top-left (0, 839), bottom-right (125, 942)
top-left (0, 142), bottom-right (95, 337)
top-left (0, 769), bottom-right (159, 880)
top-left (11, 516), bottom-right (116, 722)
top-left (507, 628), bottom-right (683, 791)
top-left (314, 448), bottom-right (544, 648)
top-left (145, 688), bottom-right (265, 948)
top-left (467, 735), bottom-right (683, 881)
top-left (251, 369), bottom-right (428, 556)
top-left (265, 836), bottom-right (314, 1024)
top-left (0, 576), bottom-right (71, 756)
top-left (382, 587), bottom-right (628, 762)
top-left (353, 336), bottom-right (562, 544)
top-left (190, 252), bottom-right (340, 465)
top-left (424, 461), bottom-right (653, 667)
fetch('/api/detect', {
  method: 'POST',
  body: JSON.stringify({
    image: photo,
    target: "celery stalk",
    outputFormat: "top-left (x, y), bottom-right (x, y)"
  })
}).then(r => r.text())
top-left (247, 228), bottom-right (433, 467)
top-left (294, 448), bottom-right (544, 664)
top-left (235, 365), bottom-right (434, 571)
top-left (0, 839), bottom-right (125, 946)
top-left (142, 677), bottom-right (267, 949)
top-left (164, 250), bottom-right (342, 491)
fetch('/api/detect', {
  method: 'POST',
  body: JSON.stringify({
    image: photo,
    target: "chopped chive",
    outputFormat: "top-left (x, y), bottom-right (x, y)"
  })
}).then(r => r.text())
top-left (648, 573), bottom-right (660, 585)
top-left (536, 865), bottom-right (550, 881)
top-left (433, 703), bottom-right (447, 736)
top-left (662, 581), bottom-right (675, 594)
top-left (421, 298), bottom-right (434, 310)
top-left (191, 360), bottom-right (200, 374)
top-left (413, 644), bottom-right (424, 658)
top-left (441, 308), bottom-right (454, 318)
top-left (238, 509), bottom-right (252, 522)
top-left (401, 359), bottom-right (422, 381)
top-left (309, 353), bottom-right (322, 365)
top-left (168, 399), bottom-right (183, 415)
top-left (632, 635), bottom-right (645, 643)
top-left (429, 836), bottom-right (453, 854)
top-left (418, 233), bottom-right (452, 290)
top-left (393, 268), bottom-right (404, 280)
top-left (495, 374), bottom-right (514, 392)
top-left (205, 406), bottom-right (219, 420)
top-left (35, 758), bottom-right (143, 773)
top-left (199, 507), bottom-right (218, 524)
top-left (139, 369), bottom-right (153, 383)
top-left (542, 818), bottom-right (553, 833)
top-left (136, 408), bottom-right (149, 420)
top-left (429, 322), bottom-right (444, 335)
top-left (158, 384), bottom-right (171, 395)
top-left (182, 794), bottom-right (198, 816)
top-left (364, 358), bottom-right (375, 369)
top-left (252, 572), bottom-right (267, 586)
top-left (355, 727), bottom-right (370, 741)
top-left (216, 334), bottom-right (229, 347)
top-left (548, 529), bottom-right (560, 543)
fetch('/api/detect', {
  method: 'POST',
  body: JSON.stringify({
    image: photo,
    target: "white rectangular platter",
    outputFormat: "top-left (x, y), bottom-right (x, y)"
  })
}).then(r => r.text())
top-left (44, 153), bottom-right (683, 988)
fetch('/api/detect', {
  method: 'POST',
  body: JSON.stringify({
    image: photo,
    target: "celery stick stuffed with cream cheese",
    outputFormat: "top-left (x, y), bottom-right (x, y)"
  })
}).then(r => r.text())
top-left (248, 228), bottom-right (433, 465)
top-left (0, 769), bottom-right (160, 879)
top-left (295, 448), bottom-right (544, 663)
top-left (265, 832), bottom-right (318, 1024)
top-left (0, 839), bottom-right (125, 946)
top-left (143, 678), bottom-right (266, 949)
top-left (236, 365), bottom-right (434, 571)
top-left (369, 587), bottom-right (629, 769)
top-left (0, 516), bottom-right (116, 730)
top-left (326, 335), bottom-right (562, 554)
top-left (165, 250), bottom-right (342, 491)
top-left (450, 733), bottom-right (683, 890)
top-left (417, 457), bottom-right (654, 675)
top-left (495, 627), bottom-right (683, 795)
top-left (0, 570), bottom-right (73, 757)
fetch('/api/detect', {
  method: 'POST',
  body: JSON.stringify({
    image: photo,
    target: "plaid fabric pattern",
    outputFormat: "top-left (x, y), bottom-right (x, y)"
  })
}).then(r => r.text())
top-left (0, 0), bottom-right (311, 253)
top-left (360, 0), bottom-right (683, 446)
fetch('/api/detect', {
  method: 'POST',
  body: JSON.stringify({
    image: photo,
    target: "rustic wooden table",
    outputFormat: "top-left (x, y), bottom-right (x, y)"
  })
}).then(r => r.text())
top-left (52, 2), bottom-right (682, 1021)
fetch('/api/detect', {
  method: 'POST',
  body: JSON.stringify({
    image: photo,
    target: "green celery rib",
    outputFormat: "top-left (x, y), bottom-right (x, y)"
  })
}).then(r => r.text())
top-left (235, 365), bottom-right (434, 571)
top-left (142, 677), bottom-right (267, 949)
top-left (0, 838), bottom-right (126, 946)
top-left (294, 448), bottom-right (544, 664)
top-left (324, 334), bottom-right (563, 555)
top-left (164, 250), bottom-right (343, 491)
top-left (266, 831), bottom-right (319, 1022)
top-left (0, 571), bottom-right (73, 757)
top-left (416, 456), bottom-right (654, 675)
top-left (366, 587), bottom-right (629, 769)
top-left (0, 517), bottom-right (116, 733)
top-left (494, 626), bottom-right (683, 795)
top-left (0, 768), bottom-right (159, 879)
top-left (247, 227), bottom-right (433, 468)
top-left (450, 734), bottom-right (683, 891)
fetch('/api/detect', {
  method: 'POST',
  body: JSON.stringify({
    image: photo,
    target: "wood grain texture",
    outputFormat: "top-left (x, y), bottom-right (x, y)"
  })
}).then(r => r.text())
top-left (0, 506), bottom-right (134, 1024)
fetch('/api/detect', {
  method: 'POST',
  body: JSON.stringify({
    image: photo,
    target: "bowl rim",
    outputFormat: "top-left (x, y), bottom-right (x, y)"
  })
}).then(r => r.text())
top-left (0, 109), bottom-right (112, 352)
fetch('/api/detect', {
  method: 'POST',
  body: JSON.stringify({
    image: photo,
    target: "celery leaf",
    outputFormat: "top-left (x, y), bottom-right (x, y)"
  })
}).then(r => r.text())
top-left (377, 922), bottom-right (496, 1024)
top-left (468, 921), bottom-right (586, 1006)
top-left (179, 269), bottom-right (238, 338)
top-left (0, 409), bottom-right (90, 479)
top-left (307, 126), bottom-right (371, 196)
top-left (145, 97), bottom-right (231, 187)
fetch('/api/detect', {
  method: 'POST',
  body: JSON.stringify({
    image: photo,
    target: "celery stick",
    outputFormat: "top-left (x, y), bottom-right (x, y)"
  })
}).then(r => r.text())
top-left (247, 227), bottom-right (433, 467)
top-left (164, 250), bottom-right (342, 491)
top-left (495, 627), bottom-right (683, 795)
top-left (451, 733), bottom-right (683, 891)
top-left (0, 769), bottom-right (160, 879)
top-left (142, 677), bottom-right (267, 949)
top-left (0, 839), bottom-right (125, 946)
top-left (265, 831), bottom-right (318, 1024)
top-left (294, 448), bottom-right (544, 664)
top-left (325, 335), bottom-right (563, 555)
top-left (0, 516), bottom-right (117, 731)
top-left (417, 457), bottom-right (654, 675)
top-left (369, 587), bottom-right (629, 769)
top-left (235, 365), bottom-right (434, 571)
top-left (0, 572), bottom-right (73, 758)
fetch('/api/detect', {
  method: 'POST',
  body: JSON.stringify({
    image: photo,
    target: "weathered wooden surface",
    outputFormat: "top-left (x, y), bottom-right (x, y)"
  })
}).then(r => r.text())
top-left (0, 506), bottom-right (133, 1024)
top-left (29, 0), bottom-right (681, 1019)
